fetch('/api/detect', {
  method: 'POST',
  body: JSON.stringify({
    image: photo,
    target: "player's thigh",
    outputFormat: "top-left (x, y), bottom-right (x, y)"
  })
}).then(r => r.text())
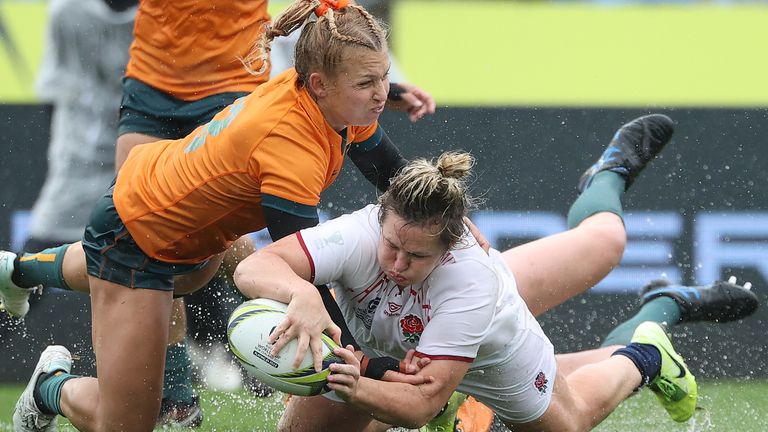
top-left (279, 395), bottom-right (374, 432)
top-left (173, 252), bottom-right (225, 296)
top-left (501, 213), bottom-right (625, 316)
top-left (504, 370), bottom-right (582, 432)
top-left (89, 275), bottom-right (173, 431)
top-left (115, 132), bottom-right (161, 170)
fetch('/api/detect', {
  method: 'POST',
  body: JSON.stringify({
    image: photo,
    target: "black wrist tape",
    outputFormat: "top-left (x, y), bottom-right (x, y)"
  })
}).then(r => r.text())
top-left (360, 355), bottom-right (404, 380)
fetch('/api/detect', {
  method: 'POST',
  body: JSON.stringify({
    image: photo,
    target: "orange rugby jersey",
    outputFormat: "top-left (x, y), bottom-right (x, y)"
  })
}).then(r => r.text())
top-left (113, 69), bottom-right (379, 263)
top-left (125, 0), bottom-right (270, 100)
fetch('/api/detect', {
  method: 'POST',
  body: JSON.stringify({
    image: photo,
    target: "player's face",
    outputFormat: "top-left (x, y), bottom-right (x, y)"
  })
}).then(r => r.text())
top-left (319, 48), bottom-right (390, 130)
top-left (378, 212), bottom-right (447, 287)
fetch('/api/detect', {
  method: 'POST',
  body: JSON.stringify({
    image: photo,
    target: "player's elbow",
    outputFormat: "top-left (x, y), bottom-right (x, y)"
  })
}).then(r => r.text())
top-left (401, 405), bottom-right (444, 429)
top-left (233, 253), bottom-right (262, 296)
top-left (390, 391), bottom-right (448, 428)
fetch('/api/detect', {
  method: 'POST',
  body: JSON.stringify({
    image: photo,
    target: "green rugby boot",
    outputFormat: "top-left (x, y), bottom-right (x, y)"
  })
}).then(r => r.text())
top-left (420, 392), bottom-right (467, 432)
top-left (631, 321), bottom-right (697, 422)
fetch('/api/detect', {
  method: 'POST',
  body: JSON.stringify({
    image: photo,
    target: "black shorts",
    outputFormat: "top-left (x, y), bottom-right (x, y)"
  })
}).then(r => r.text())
top-left (82, 180), bottom-right (207, 291)
top-left (117, 77), bottom-right (249, 139)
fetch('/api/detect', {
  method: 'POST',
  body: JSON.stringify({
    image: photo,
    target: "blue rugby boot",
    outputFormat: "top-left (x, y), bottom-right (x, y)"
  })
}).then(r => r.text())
top-left (578, 114), bottom-right (674, 192)
top-left (640, 277), bottom-right (759, 323)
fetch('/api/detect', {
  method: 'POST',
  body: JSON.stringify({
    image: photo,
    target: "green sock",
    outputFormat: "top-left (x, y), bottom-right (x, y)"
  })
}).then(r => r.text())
top-left (34, 371), bottom-right (77, 416)
top-left (601, 297), bottom-right (681, 347)
top-left (12, 244), bottom-right (72, 290)
top-left (163, 343), bottom-right (195, 404)
top-left (567, 171), bottom-right (626, 229)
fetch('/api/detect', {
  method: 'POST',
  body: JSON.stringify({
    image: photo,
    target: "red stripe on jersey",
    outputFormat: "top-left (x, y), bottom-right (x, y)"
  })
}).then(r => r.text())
top-left (296, 231), bottom-right (315, 283)
top-left (414, 351), bottom-right (474, 363)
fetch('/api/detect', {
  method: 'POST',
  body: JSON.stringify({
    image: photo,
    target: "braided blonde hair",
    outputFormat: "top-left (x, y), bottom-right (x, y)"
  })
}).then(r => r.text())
top-left (242, 0), bottom-right (388, 85)
top-left (379, 152), bottom-right (478, 249)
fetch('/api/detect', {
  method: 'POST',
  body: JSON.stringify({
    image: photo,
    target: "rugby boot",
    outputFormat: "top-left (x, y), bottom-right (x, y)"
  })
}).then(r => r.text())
top-left (13, 345), bottom-right (73, 432)
top-left (0, 251), bottom-right (36, 318)
top-left (631, 322), bottom-right (697, 422)
top-left (578, 114), bottom-right (674, 192)
top-left (640, 277), bottom-right (758, 323)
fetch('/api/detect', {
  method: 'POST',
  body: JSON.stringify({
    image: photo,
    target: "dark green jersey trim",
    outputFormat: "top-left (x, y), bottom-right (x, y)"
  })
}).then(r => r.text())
top-left (353, 124), bottom-right (384, 152)
top-left (262, 194), bottom-right (318, 219)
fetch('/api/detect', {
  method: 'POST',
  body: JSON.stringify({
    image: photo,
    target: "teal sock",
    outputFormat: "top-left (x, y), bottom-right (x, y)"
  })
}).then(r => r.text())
top-left (35, 371), bottom-right (77, 416)
top-left (601, 298), bottom-right (681, 347)
top-left (163, 343), bottom-right (195, 403)
top-left (567, 171), bottom-right (626, 229)
top-left (12, 244), bottom-right (72, 290)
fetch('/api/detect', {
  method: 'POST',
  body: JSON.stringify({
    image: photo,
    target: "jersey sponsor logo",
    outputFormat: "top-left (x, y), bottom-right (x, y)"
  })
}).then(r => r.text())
top-left (355, 297), bottom-right (380, 329)
top-left (400, 314), bottom-right (424, 344)
top-left (533, 371), bottom-right (548, 395)
top-left (385, 302), bottom-right (402, 316)
top-left (352, 272), bottom-right (387, 303)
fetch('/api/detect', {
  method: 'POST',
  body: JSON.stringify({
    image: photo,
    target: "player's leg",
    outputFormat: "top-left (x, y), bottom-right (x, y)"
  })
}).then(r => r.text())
top-left (502, 212), bottom-right (626, 317)
top-left (155, 252), bottom-right (227, 427)
top-left (64, 277), bottom-right (173, 430)
top-left (508, 322), bottom-right (695, 431)
top-left (503, 114), bottom-right (674, 317)
top-left (279, 394), bottom-right (375, 432)
top-left (115, 132), bottom-right (159, 170)
top-left (602, 277), bottom-right (758, 347)
top-left (0, 241), bottom-right (93, 319)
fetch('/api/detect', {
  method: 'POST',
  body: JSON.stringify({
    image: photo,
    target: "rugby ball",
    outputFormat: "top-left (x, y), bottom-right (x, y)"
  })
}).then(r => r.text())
top-left (227, 298), bottom-right (342, 396)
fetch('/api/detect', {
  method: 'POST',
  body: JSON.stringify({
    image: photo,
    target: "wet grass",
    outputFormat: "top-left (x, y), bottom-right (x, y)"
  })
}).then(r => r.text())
top-left (1, 380), bottom-right (767, 431)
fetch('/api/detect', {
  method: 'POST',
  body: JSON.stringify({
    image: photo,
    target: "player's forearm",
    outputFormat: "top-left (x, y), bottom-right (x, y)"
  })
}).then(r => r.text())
top-left (233, 250), bottom-right (316, 303)
top-left (349, 378), bottom-right (444, 428)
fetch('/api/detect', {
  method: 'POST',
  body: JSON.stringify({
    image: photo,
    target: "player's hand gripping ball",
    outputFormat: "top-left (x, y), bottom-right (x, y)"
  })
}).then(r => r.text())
top-left (227, 298), bottom-right (343, 396)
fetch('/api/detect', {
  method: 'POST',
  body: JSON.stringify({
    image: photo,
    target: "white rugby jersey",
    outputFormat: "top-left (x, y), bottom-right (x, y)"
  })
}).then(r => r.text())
top-left (297, 204), bottom-right (543, 369)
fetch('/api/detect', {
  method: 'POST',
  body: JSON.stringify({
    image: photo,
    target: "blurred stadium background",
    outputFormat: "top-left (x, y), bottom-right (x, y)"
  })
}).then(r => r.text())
top-left (1, 0), bottom-right (768, 430)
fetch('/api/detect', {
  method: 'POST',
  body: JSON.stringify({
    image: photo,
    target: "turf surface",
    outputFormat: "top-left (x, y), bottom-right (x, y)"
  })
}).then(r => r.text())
top-left (1, 380), bottom-right (767, 431)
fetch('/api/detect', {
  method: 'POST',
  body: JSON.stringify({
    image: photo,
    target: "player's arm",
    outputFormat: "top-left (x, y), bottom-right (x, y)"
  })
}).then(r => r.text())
top-left (259, 202), bottom-right (365, 346)
top-left (329, 347), bottom-right (469, 428)
top-left (348, 125), bottom-right (408, 193)
top-left (386, 82), bottom-right (436, 122)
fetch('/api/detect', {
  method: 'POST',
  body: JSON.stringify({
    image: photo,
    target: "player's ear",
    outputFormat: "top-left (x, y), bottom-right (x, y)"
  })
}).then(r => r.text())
top-left (308, 72), bottom-right (329, 97)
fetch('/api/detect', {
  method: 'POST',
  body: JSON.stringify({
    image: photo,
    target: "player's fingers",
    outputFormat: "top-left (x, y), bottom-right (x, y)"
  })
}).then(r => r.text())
top-left (333, 346), bottom-right (357, 365)
top-left (328, 323), bottom-right (343, 347)
top-left (400, 92), bottom-right (423, 114)
top-left (268, 316), bottom-right (292, 344)
top-left (292, 333), bottom-right (310, 369)
top-left (381, 370), bottom-right (431, 385)
top-left (269, 324), bottom-right (295, 355)
top-left (328, 362), bottom-right (353, 376)
top-left (403, 348), bottom-right (416, 365)
top-left (464, 216), bottom-right (490, 254)
top-left (309, 336), bottom-right (325, 372)
top-left (408, 104), bottom-right (429, 122)
top-left (415, 88), bottom-right (436, 113)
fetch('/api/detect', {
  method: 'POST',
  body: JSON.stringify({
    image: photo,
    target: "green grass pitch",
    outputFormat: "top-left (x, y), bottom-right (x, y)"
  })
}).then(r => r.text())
top-left (1, 380), bottom-right (767, 431)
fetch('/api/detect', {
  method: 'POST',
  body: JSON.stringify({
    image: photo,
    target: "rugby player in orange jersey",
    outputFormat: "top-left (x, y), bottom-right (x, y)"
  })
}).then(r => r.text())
top-left (5, 2), bottom-right (431, 431)
top-left (116, 1), bottom-right (274, 424)
top-left (116, 0), bottom-right (435, 426)
top-left (115, 0), bottom-right (435, 425)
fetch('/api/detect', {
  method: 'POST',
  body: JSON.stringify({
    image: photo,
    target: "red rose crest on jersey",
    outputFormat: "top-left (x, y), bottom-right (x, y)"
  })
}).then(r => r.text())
top-left (400, 314), bottom-right (424, 343)
top-left (534, 371), bottom-right (548, 395)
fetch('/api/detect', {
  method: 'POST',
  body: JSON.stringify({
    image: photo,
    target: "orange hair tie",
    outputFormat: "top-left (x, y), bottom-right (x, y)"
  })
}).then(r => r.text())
top-left (315, 0), bottom-right (349, 17)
